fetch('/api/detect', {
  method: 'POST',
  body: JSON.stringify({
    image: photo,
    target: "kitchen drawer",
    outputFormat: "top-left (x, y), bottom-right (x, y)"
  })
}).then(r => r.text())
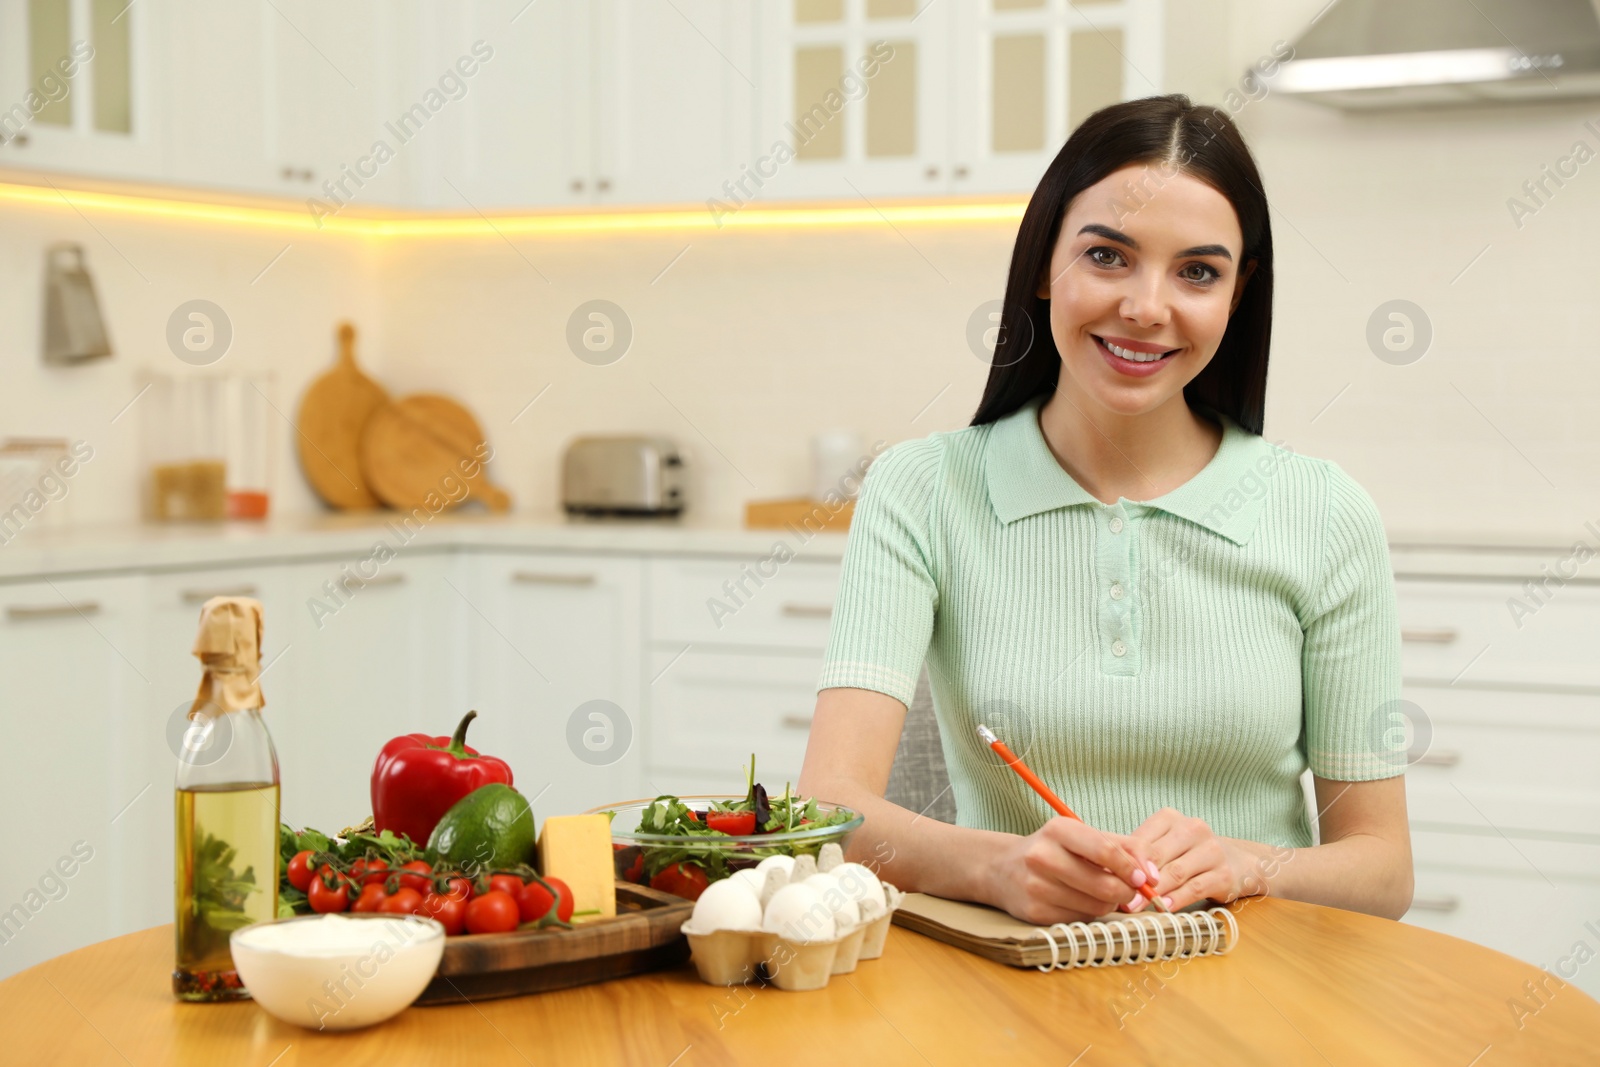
top-left (645, 647), bottom-right (822, 788)
top-left (648, 557), bottom-right (839, 650)
top-left (1399, 684), bottom-right (1600, 840)
top-left (1395, 578), bottom-right (1600, 689)
top-left (1405, 830), bottom-right (1600, 999)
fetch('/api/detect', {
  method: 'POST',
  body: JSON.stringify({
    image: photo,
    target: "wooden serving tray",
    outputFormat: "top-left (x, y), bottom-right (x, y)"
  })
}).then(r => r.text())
top-left (416, 882), bottom-right (693, 1005)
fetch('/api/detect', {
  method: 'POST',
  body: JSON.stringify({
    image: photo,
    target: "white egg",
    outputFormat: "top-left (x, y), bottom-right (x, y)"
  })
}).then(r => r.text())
top-left (803, 873), bottom-right (861, 927)
top-left (762, 883), bottom-right (835, 942)
top-left (689, 877), bottom-right (763, 932)
top-left (728, 868), bottom-right (766, 896)
top-left (830, 862), bottom-right (887, 911)
top-left (754, 854), bottom-right (795, 878)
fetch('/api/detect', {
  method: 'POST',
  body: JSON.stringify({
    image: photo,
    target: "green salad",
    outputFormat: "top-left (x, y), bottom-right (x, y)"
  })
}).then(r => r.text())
top-left (604, 756), bottom-right (857, 894)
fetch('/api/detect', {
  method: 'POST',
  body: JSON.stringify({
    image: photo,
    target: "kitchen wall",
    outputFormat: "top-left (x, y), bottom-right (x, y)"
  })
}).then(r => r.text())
top-left (3, 0), bottom-right (1596, 544)
top-left (0, 203), bottom-right (383, 525)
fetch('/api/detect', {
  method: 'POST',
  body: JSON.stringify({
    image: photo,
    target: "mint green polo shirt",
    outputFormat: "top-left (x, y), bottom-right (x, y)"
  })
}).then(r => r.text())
top-left (817, 394), bottom-right (1404, 849)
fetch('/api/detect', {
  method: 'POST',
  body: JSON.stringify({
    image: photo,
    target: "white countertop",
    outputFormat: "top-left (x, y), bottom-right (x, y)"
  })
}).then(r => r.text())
top-left (0, 510), bottom-right (1585, 583)
top-left (0, 510), bottom-right (853, 581)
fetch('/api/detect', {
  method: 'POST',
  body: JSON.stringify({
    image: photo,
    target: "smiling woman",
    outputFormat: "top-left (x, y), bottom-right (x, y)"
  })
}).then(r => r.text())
top-left (799, 95), bottom-right (1414, 930)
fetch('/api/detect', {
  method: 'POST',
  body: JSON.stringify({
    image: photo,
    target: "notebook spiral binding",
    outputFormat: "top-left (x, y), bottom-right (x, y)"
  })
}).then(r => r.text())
top-left (1030, 907), bottom-right (1240, 972)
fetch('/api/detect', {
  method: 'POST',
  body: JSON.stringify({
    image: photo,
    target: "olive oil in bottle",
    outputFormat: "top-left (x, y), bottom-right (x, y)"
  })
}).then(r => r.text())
top-left (173, 597), bottom-right (281, 1002)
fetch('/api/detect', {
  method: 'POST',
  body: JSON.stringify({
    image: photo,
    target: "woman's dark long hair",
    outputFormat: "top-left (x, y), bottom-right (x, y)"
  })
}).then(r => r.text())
top-left (971, 94), bottom-right (1273, 435)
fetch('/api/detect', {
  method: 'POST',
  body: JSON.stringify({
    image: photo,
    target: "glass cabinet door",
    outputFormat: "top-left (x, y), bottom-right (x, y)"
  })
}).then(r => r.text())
top-left (0, 0), bottom-right (162, 178)
top-left (755, 0), bottom-right (953, 200)
top-left (953, 0), bottom-right (1164, 194)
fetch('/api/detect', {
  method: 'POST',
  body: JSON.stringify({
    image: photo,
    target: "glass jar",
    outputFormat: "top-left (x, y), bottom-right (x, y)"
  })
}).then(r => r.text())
top-left (141, 373), bottom-right (273, 522)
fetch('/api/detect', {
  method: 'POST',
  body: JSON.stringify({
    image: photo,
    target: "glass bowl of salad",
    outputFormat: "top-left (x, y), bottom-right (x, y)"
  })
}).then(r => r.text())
top-left (588, 786), bottom-right (863, 901)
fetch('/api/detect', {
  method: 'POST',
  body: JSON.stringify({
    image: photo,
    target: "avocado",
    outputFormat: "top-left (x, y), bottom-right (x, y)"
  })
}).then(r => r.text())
top-left (425, 783), bottom-right (536, 873)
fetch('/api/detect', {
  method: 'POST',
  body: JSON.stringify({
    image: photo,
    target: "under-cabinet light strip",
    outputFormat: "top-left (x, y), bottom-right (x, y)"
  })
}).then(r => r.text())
top-left (0, 179), bottom-right (1026, 236)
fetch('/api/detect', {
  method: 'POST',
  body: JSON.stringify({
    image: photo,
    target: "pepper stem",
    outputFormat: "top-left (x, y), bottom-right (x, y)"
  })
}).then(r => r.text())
top-left (447, 710), bottom-right (479, 757)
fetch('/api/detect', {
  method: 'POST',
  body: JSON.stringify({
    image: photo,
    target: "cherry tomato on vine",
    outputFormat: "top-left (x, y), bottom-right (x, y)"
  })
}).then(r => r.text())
top-left (397, 861), bottom-right (433, 894)
top-left (351, 884), bottom-right (388, 913)
top-left (379, 887), bottom-right (424, 915)
top-left (351, 858), bottom-right (389, 887)
top-left (421, 891), bottom-right (466, 936)
top-left (465, 890), bottom-right (520, 935)
top-left (516, 879), bottom-right (554, 924)
top-left (286, 850), bottom-right (317, 892)
top-left (308, 868), bottom-right (350, 913)
top-left (547, 883), bottom-right (579, 921)
top-left (489, 874), bottom-right (524, 898)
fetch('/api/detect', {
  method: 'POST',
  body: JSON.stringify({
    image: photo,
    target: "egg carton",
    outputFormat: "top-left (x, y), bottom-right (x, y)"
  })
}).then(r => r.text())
top-left (681, 846), bottom-right (905, 991)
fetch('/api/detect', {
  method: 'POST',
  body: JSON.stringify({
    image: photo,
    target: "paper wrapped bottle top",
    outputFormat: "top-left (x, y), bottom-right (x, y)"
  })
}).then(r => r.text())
top-left (191, 596), bottom-right (265, 714)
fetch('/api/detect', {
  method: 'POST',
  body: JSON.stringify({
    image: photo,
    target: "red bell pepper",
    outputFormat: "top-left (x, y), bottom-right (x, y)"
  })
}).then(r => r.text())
top-left (371, 710), bottom-right (513, 845)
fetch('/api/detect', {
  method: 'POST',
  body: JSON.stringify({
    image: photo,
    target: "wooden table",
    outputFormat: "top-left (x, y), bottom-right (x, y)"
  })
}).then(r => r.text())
top-left (3, 896), bottom-right (1597, 1066)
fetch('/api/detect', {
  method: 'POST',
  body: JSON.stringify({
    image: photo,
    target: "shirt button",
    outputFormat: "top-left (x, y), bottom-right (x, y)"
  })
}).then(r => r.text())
top-left (1110, 582), bottom-right (1124, 600)
top-left (1111, 639), bottom-right (1126, 657)
top-left (1109, 516), bottom-right (1124, 534)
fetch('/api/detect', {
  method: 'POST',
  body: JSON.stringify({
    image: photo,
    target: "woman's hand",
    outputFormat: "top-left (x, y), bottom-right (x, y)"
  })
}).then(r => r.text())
top-left (984, 816), bottom-right (1160, 925)
top-left (1113, 807), bottom-right (1261, 912)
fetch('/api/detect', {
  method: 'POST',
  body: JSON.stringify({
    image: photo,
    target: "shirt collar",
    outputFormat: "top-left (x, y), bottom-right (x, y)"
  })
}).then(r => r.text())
top-left (984, 394), bottom-right (1271, 545)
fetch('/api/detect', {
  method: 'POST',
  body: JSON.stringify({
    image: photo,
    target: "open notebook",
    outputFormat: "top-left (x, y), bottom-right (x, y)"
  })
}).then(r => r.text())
top-left (891, 892), bottom-right (1240, 971)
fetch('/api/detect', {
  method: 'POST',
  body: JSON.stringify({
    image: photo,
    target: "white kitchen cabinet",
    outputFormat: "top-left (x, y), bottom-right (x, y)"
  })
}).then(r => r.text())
top-left (0, 0), bottom-right (163, 179)
top-left (155, 1), bottom-right (279, 193)
top-left (752, 0), bottom-right (1164, 202)
top-left (1400, 683), bottom-right (1600, 840)
top-left (647, 555), bottom-right (839, 651)
top-left (644, 646), bottom-right (822, 794)
top-left (441, 0), bottom-right (754, 210)
top-left (1397, 578), bottom-right (1600, 690)
top-left (264, 0), bottom-right (412, 208)
top-left (431, 0), bottom-right (591, 210)
top-left (0, 575), bottom-right (142, 979)
top-left (274, 553), bottom-right (464, 833)
top-left (462, 551), bottom-right (645, 820)
top-left (752, 0), bottom-right (954, 201)
top-left (949, 0), bottom-right (1165, 194)
top-left (591, 0), bottom-right (757, 207)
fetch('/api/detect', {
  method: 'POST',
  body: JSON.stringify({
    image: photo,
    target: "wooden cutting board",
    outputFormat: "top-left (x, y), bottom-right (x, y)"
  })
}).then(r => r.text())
top-left (295, 322), bottom-right (387, 509)
top-left (359, 393), bottom-right (511, 512)
top-left (416, 882), bottom-right (692, 1005)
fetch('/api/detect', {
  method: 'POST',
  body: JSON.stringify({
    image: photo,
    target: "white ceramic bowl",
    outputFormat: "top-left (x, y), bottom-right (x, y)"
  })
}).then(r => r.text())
top-left (230, 912), bottom-right (445, 1031)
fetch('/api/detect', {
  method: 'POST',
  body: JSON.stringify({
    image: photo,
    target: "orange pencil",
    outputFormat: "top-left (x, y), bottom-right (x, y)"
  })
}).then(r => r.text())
top-left (976, 723), bottom-right (1171, 914)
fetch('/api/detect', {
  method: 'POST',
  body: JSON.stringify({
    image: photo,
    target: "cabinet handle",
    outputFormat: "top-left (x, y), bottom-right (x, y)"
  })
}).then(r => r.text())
top-left (1402, 627), bottom-right (1458, 644)
top-left (180, 584), bottom-right (259, 604)
top-left (1409, 749), bottom-right (1461, 767)
top-left (779, 603), bottom-right (833, 618)
top-left (8, 132), bottom-right (29, 148)
top-left (953, 164), bottom-right (969, 179)
top-left (571, 178), bottom-right (586, 192)
top-left (513, 571), bottom-right (597, 586)
top-left (780, 714), bottom-right (814, 729)
top-left (7, 602), bottom-right (101, 621)
top-left (1408, 894), bottom-right (1460, 913)
top-left (356, 573), bottom-right (407, 588)
top-left (596, 178), bottom-right (612, 192)
top-left (924, 165), bottom-right (940, 180)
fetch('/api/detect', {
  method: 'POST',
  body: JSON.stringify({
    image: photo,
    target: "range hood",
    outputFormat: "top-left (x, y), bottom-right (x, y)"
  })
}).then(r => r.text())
top-left (1263, 0), bottom-right (1600, 108)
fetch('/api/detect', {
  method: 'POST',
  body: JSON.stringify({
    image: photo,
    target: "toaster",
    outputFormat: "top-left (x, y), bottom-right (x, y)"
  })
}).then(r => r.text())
top-left (561, 435), bottom-right (686, 516)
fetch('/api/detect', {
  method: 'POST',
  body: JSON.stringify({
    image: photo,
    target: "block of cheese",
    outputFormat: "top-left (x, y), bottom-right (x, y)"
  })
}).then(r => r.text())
top-left (536, 813), bottom-right (617, 922)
